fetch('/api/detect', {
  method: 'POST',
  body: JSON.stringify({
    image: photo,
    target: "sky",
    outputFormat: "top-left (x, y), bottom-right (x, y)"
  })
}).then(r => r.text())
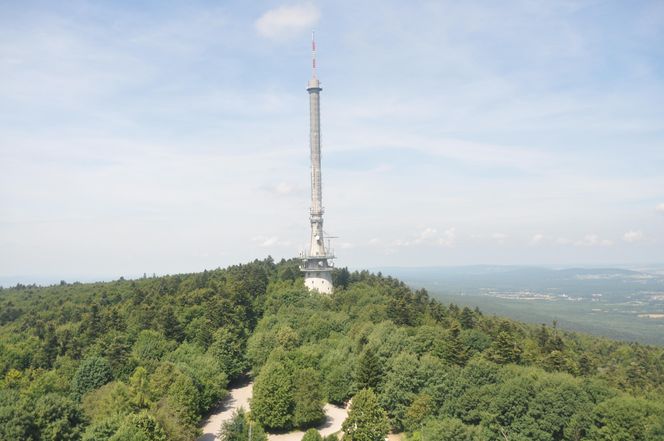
top-left (1, 0), bottom-right (663, 283)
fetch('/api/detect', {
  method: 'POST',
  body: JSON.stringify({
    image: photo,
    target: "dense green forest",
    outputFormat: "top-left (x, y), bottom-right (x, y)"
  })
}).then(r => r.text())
top-left (1, 258), bottom-right (663, 441)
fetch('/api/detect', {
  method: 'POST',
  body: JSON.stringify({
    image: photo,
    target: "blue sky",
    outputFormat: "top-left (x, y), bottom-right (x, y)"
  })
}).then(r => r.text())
top-left (1, 0), bottom-right (663, 282)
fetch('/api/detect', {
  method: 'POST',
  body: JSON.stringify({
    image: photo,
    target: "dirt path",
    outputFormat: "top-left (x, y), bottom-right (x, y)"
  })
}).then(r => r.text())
top-left (198, 382), bottom-right (253, 441)
top-left (268, 403), bottom-right (348, 441)
top-left (197, 383), bottom-right (348, 441)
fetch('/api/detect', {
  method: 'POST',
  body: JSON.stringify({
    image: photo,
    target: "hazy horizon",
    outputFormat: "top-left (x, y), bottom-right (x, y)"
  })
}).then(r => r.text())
top-left (2, 1), bottom-right (663, 280)
top-left (4, 261), bottom-right (664, 289)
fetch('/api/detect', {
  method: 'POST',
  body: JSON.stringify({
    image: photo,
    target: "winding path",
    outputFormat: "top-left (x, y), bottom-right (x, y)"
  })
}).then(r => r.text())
top-left (198, 383), bottom-right (253, 441)
top-left (197, 383), bottom-right (348, 441)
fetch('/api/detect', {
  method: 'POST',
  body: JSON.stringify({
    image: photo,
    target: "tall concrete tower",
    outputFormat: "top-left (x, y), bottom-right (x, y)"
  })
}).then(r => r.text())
top-left (301, 33), bottom-right (334, 294)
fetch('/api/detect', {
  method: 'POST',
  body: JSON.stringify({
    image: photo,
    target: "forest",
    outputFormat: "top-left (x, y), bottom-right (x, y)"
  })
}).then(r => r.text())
top-left (0, 257), bottom-right (663, 441)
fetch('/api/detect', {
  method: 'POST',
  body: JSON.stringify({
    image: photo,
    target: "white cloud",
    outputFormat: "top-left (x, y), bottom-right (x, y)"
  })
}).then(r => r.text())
top-left (271, 182), bottom-right (295, 196)
top-left (656, 203), bottom-right (664, 214)
top-left (255, 3), bottom-right (320, 40)
top-left (252, 236), bottom-right (291, 248)
top-left (328, 131), bottom-right (550, 172)
top-left (262, 181), bottom-right (299, 196)
top-left (391, 227), bottom-right (456, 248)
top-left (575, 234), bottom-right (613, 247)
top-left (530, 233), bottom-right (545, 245)
top-left (468, 232), bottom-right (507, 244)
top-left (275, 182), bottom-right (294, 195)
top-left (416, 227), bottom-right (438, 243)
top-left (623, 230), bottom-right (644, 243)
top-left (391, 228), bottom-right (435, 247)
top-left (491, 233), bottom-right (508, 244)
top-left (436, 228), bottom-right (457, 247)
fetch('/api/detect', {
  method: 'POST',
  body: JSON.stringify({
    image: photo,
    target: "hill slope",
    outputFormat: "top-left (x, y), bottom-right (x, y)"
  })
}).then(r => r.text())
top-left (1, 258), bottom-right (663, 440)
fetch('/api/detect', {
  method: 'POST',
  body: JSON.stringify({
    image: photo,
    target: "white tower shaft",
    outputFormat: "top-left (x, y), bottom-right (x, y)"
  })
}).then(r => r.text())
top-left (301, 33), bottom-right (334, 294)
top-left (308, 78), bottom-right (325, 257)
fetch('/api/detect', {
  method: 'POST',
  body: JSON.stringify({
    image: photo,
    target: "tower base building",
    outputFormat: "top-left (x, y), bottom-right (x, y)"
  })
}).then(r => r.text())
top-left (302, 262), bottom-right (334, 294)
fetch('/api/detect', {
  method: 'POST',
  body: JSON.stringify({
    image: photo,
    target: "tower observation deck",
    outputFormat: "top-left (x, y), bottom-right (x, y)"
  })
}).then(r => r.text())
top-left (300, 33), bottom-right (334, 294)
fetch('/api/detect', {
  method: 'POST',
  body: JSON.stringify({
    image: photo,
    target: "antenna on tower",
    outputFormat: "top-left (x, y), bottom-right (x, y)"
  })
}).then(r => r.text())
top-left (311, 30), bottom-right (317, 78)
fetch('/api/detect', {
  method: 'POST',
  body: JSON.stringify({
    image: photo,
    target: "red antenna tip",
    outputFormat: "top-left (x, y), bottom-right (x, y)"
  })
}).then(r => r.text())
top-left (311, 31), bottom-right (317, 78)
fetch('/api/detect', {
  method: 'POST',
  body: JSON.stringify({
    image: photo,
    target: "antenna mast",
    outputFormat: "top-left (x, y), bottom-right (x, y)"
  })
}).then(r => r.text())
top-left (312, 31), bottom-right (317, 78)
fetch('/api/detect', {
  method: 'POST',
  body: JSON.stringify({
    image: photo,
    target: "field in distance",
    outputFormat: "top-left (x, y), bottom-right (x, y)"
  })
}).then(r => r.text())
top-left (377, 265), bottom-right (664, 346)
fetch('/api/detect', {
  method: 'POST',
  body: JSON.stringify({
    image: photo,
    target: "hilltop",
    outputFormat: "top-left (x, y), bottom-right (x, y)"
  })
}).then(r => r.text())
top-left (1, 258), bottom-right (663, 440)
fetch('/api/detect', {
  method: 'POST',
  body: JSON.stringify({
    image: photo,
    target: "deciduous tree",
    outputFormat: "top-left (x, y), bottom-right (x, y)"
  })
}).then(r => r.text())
top-left (218, 408), bottom-right (268, 441)
top-left (301, 428), bottom-right (323, 441)
top-left (72, 356), bottom-right (113, 397)
top-left (251, 361), bottom-right (294, 431)
top-left (294, 368), bottom-right (326, 428)
top-left (342, 389), bottom-right (389, 441)
top-left (34, 393), bottom-right (85, 441)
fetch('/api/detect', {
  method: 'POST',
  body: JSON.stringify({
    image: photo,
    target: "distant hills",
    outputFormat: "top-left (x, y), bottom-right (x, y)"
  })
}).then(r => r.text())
top-left (376, 265), bottom-right (664, 346)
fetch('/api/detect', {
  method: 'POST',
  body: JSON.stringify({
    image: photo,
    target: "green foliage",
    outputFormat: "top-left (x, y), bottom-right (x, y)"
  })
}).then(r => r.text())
top-left (18, 368), bottom-right (71, 402)
top-left (434, 321), bottom-right (467, 365)
top-left (110, 412), bottom-right (167, 441)
top-left (418, 417), bottom-right (478, 441)
top-left (247, 328), bottom-right (277, 370)
top-left (185, 316), bottom-right (213, 348)
top-left (404, 393), bottom-right (433, 432)
top-left (460, 329), bottom-right (492, 357)
top-left (326, 362), bottom-right (354, 405)
top-left (342, 389), bottom-right (389, 441)
top-left (132, 330), bottom-right (174, 363)
top-left (251, 360), bottom-right (294, 430)
top-left (0, 259), bottom-right (276, 438)
top-left (82, 416), bottom-right (122, 441)
top-left (586, 396), bottom-right (664, 441)
top-left (82, 381), bottom-right (134, 420)
top-left (293, 368), bottom-right (326, 428)
top-left (0, 390), bottom-right (37, 441)
top-left (459, 307), bottom-right (476, 329)
top-left (34, 393), bottom-right (86, 441)
top-left (152, 397), bottom-right (199, 441)
top-left (129, 367), bottom-right (150, 408)
top-left (72, 356), bottom-right (113, 398)
top-left (487, 330), bottom-right (523, 365)
top-left (160, 307), bottom-right (184, 343)
top-left (302, 428), bottom-right (324, 441)
top-left (209, 327), bottom-right (249, 380)
top-left (167, 372), bottom-right (199, 423)
top-left (2, 258), bottom-right (664, 440)
top-left (379, 352), bottom-right (423, 430)
top-left (100, 333), bottom-right (135, 380)
top-left (355, 348), bottom-right (382, 391)
top-left (167, 342), bottom-right (229, 413)
top-left (218, 408), bottom-right (268, 441)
